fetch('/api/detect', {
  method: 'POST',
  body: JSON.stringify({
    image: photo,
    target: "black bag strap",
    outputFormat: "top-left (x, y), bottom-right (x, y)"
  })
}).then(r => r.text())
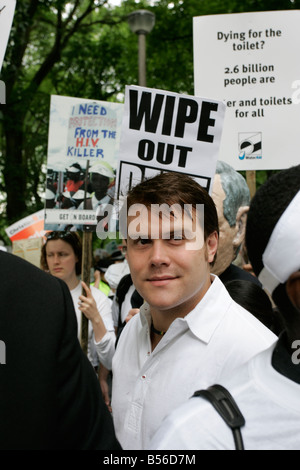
top-left (193, 384), bottom-right (245, 450)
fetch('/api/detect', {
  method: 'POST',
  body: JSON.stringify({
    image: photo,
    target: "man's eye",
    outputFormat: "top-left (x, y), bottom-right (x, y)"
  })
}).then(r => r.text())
top-left (134, 238), bottom-right (151, 246)
top-left (139, 238), bottom-right (151, 245)
top-left (169, 238), bottom-right (185, 245)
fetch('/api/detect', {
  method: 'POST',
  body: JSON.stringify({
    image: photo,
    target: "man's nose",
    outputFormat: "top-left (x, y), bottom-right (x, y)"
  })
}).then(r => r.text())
top-left (149, 241), bottom-right (170, 267)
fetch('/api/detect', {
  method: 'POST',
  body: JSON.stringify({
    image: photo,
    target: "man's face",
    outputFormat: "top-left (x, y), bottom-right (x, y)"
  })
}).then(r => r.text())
top-left (211, 175), bottom-right (238, 276)
top-left (67, 171), bottom-right (80, 181)
top-left (91, 173), bottom-right (109, 200)
top-left (126, 205), bottom-right (218, 318)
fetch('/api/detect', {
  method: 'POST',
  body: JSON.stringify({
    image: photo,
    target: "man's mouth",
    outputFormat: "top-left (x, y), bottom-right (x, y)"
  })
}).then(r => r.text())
top-left (147, 275), bottom-right (178, 286)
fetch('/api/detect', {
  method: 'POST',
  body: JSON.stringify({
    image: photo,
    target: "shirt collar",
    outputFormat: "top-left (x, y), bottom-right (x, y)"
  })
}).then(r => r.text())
top-left (139, 275), bottom-right (231, 344)
top-left (185, 275), bottom-right (230, 343)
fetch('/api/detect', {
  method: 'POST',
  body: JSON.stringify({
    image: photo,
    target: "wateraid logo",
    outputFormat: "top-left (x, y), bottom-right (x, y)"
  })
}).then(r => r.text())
top-left (238, 132), bottom-right (262, 161)
top-left (0, 80), bottom-right (6, 104)
top-left (0, 340), bottom-right (6, 364)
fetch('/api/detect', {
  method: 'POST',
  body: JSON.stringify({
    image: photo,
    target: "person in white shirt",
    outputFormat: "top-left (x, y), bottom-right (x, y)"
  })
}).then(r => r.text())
top-left (150, 164), bottom-right (300, 450)
top-left (111, 171), bottom-right (276, 450)
top-left (40, 231), bottom-right (115, 370)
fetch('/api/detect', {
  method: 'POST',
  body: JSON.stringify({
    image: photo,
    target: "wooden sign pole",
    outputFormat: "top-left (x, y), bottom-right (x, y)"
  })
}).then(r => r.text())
top-left (246, 170), bottom-right (256, 200)
top-left (80, 159), bottom-right (92, 355)
top-left (80, 231), bottom-right (92, 355)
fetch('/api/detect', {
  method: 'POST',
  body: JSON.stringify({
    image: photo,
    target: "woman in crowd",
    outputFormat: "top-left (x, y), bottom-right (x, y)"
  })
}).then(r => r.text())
top-left (40, 231), bottom-right (116, 370)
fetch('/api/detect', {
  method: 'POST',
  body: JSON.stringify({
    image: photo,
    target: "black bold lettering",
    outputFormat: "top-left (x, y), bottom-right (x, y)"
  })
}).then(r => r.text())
top-left (138, 139), bottom-right (155, 161)
top-left (162, 96), bottom-right (176, 136)
top-left (197, 101), bottom-right (218, 143)
top-left (156, 143), bottom-right (174, 165)
top-left (175, 98), bottom-right (198, 138)
top-left (129, 90), bottom-right (164, 133)
top-left (176, 145), bottom-right (192, 167)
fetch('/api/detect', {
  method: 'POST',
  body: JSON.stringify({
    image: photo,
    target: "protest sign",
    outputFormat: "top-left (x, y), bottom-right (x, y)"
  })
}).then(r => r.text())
top-left (12, 237), bottom-right (44, 268)
top-left (5, 210), bottom-right (46, 268)
top-left (44, 95), bottom-right (123, 231)
top-left (5, 210), bottom-right (47, 242)
top-left (193, 10), bottom-right (300, 170)
top-left (115, 85), bottom-right (226, 201)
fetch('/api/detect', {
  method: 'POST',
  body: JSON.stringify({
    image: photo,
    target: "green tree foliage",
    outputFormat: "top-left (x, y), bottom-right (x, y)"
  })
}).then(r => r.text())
top-left (0, 0), bottom-right (299, 245)
top-left (0, 0), bottom-right (128, 230)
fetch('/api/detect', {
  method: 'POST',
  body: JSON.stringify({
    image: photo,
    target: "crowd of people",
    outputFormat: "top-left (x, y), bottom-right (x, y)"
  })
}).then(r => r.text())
top-left (0, 161), bottom-right (299, 450)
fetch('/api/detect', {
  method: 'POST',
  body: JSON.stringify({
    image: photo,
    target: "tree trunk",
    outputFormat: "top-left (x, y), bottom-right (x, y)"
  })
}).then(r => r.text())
top-left (3, 110), bottom-right (27, 221)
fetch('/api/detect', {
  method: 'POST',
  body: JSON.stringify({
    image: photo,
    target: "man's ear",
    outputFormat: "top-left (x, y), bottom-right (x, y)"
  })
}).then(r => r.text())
top-left (233, 206), bottom-right (249, 250)
top-left (206, 231), bottom-right (218, 264)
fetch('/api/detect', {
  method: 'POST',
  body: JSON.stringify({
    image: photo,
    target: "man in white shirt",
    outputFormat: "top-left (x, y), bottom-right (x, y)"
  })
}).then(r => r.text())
top-left (111, 172), bottom-right (276, 450)
top-left (150, 164), bottom-right (300, 450)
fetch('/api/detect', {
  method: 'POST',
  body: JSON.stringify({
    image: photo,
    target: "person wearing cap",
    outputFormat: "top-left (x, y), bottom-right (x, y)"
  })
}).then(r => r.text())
top-left (149, 164), bottom-right (300, 450)
top-left (92, 258), bottom-right (115, 298)
top-left (74, 161), bottom-right (116, 233)
top-left (65, 163), bottom-right (85, 195)
top-left (92, 250), bottom-right (129, 298)
top-left (104, 250), bottom-right (130, 294)
top-left (77, 161), bottom-right (115, 211)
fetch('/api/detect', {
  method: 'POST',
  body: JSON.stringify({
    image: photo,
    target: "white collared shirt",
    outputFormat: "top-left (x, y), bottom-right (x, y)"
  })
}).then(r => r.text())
top-left (149, 344), bottom-right (300, 450)
top-left (111, 275), bottom-right (276, 450)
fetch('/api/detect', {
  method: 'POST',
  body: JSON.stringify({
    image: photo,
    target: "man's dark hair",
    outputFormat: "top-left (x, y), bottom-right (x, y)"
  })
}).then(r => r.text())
top-left (120, 171), bottom-right (219, 242)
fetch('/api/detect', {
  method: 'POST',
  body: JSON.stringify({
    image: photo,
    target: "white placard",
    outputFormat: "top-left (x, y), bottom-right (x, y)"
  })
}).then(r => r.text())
top-left (193, 10), bottom-right (300, 170)
top-left (44, 94), bottom-right (123, 230)
top-left (115, 85), bottom-right (226, 200)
